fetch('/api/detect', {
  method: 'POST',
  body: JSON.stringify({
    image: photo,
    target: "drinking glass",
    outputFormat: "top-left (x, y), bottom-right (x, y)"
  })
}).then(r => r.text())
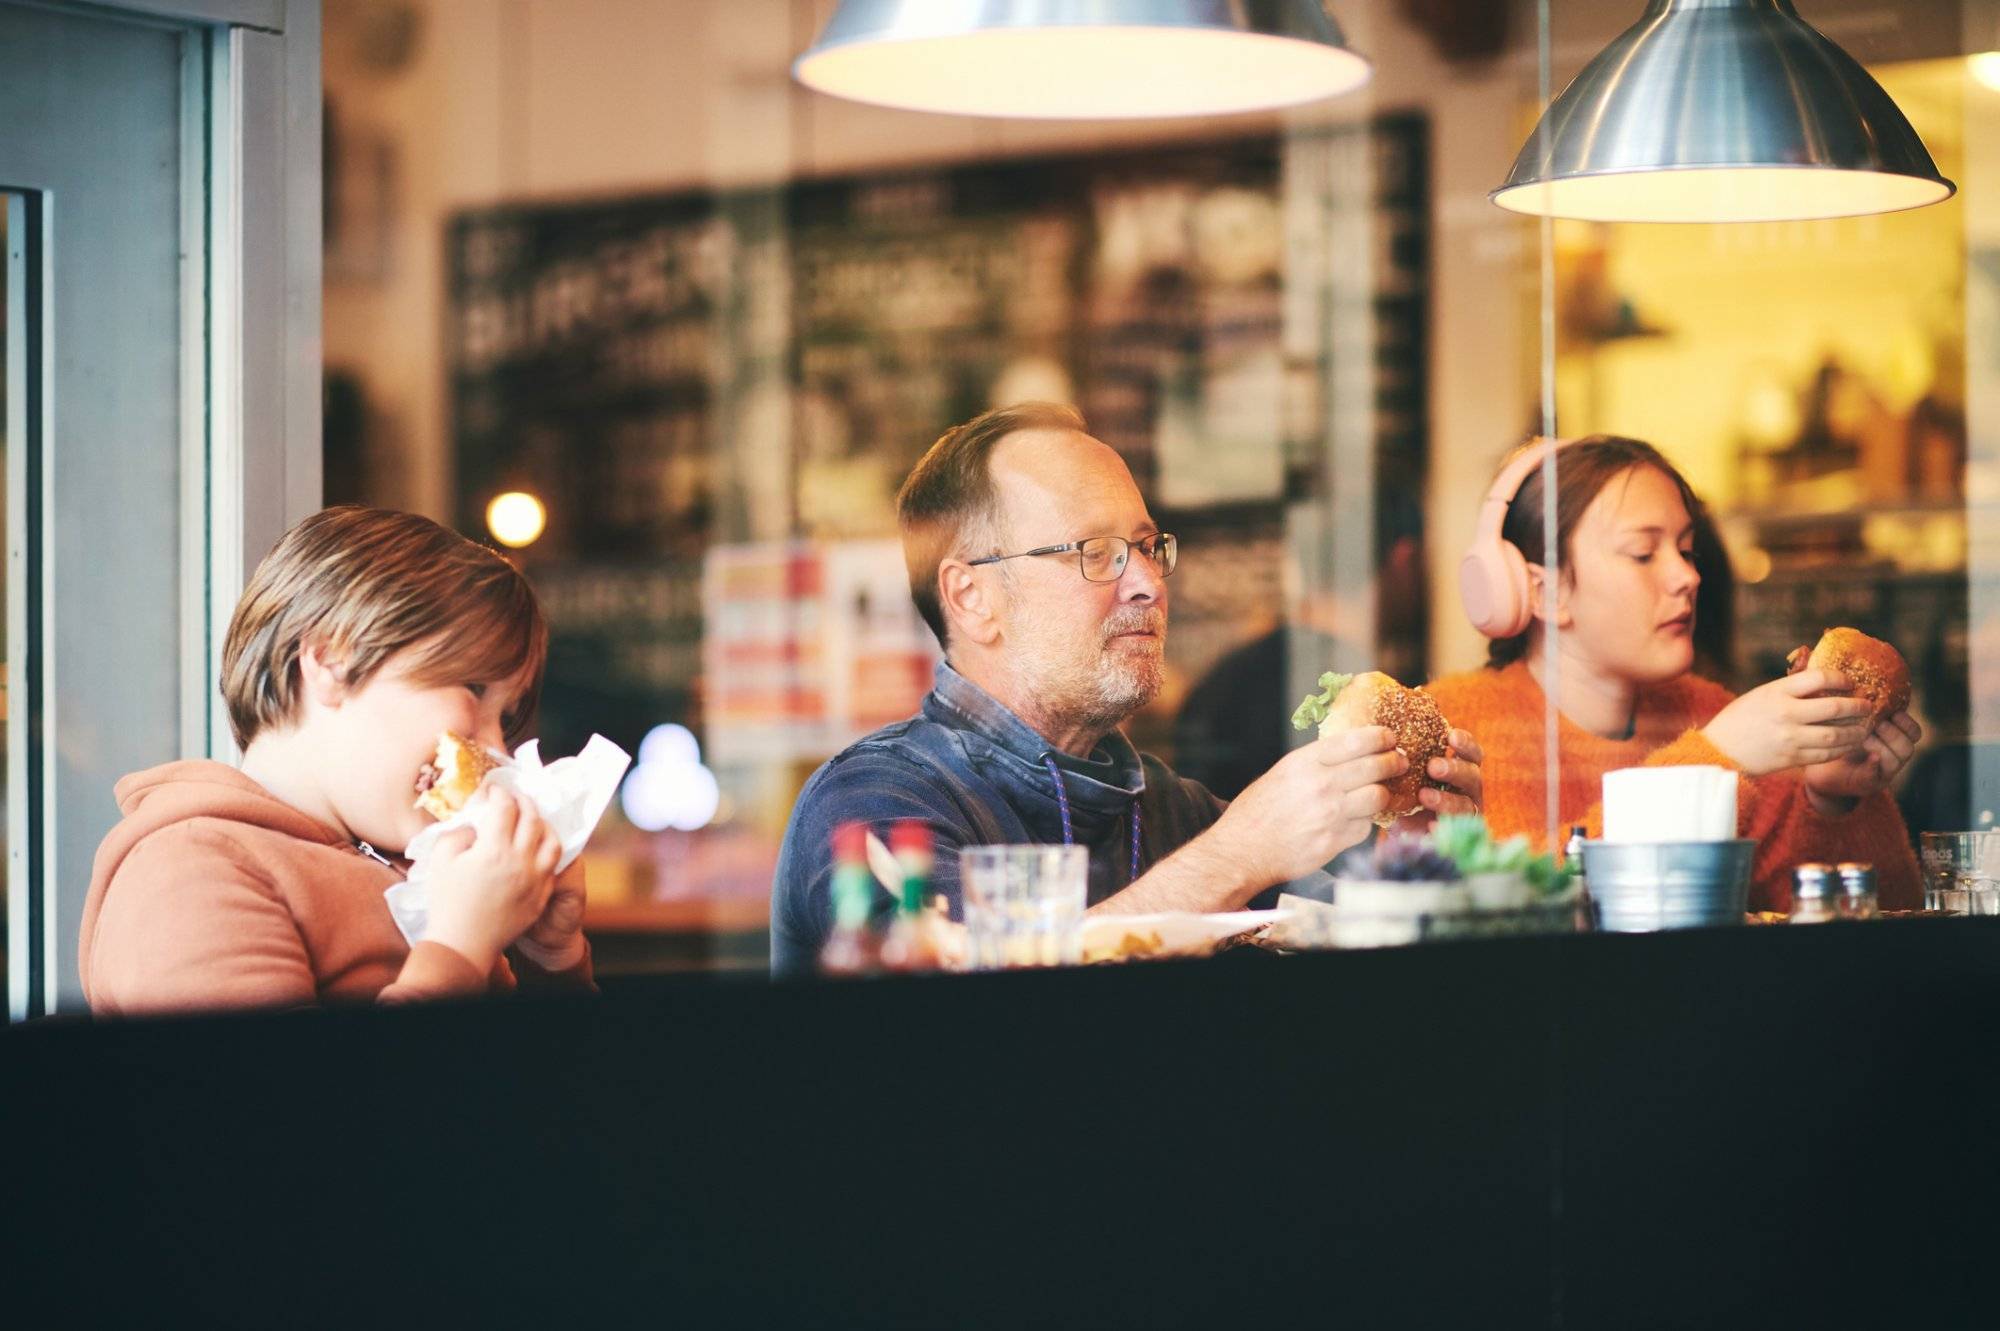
top-left (1919, 831), bottom-right (2000, 915)
top-left (961, 845), bottom-right (1087, 969)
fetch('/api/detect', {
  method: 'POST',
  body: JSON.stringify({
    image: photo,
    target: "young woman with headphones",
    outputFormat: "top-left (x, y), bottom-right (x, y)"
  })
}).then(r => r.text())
top-left (1425, 435), bottom-right (1922, 912)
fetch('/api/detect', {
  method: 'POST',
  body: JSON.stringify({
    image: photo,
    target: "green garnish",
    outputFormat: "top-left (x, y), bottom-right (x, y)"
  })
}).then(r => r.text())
top-left (1291, 671), bottom-right (1354, 731)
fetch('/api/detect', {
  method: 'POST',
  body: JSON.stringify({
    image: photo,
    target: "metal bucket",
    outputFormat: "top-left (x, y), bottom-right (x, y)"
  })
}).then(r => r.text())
top-left (1581, 840), bottom-right (1754, 932)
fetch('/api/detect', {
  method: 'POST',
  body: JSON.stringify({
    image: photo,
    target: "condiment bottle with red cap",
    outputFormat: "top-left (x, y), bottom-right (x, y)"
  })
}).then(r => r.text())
top-left (880, 820), bottom-right (942, 973)
top-left (820, 821), bottom-right (880, 976)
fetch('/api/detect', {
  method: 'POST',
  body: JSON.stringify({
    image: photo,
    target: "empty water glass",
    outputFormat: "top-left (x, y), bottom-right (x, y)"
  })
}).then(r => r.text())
top-left (1919, 832), bottom-right (2000, 915)
top-left (961, 845), bottom-right (1087, 969)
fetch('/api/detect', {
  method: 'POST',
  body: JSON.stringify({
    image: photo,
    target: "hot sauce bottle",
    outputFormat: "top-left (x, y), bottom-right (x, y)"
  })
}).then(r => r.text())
top-left (880, 820), bottom-right (942, 973)
top-left (820, 821), bottom-right (880, 976)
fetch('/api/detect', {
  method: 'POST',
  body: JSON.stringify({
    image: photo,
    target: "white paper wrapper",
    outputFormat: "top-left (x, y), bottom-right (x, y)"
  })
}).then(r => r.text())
top-left (385, 734), bottom-right (632, 946)
top-left (1601, 765), bottom-right (1738, 843)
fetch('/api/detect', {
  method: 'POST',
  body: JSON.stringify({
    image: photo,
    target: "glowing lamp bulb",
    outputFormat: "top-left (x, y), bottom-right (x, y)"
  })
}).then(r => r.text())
top-left (486, 492), bottom-right (546, 548)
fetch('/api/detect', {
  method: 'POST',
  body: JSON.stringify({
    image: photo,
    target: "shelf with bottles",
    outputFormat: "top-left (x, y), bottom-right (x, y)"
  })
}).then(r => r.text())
top-left (1718, 501), bottom-right (1968, 586)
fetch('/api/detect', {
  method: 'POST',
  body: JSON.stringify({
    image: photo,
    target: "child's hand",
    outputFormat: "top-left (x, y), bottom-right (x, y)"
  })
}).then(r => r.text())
top-left (423, 787), bottom-right (561, 973)
top-left (518, 858), bottom-right (588, 966)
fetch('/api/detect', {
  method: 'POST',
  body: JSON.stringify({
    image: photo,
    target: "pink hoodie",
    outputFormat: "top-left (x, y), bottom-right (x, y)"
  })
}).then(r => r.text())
top-left (79, 760), bottom-right (591, 1015)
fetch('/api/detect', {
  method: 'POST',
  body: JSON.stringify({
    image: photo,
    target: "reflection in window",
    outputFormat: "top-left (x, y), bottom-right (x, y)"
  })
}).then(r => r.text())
top-left (319, 3), bottom-right (2000, 965)
top-left (1548, 58), bottom-right (1971, 837)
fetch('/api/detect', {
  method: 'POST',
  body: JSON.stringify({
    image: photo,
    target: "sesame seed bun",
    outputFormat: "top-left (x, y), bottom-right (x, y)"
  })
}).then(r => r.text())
top-left (1788, 627), bottom-right (1910, 722)
top-left (1317, 671), bottom-right (1452, 826)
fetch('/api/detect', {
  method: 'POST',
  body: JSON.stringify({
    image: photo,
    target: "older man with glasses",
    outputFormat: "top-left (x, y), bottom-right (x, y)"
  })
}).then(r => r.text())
top-left (770, 401), bottom-right (1483, 975)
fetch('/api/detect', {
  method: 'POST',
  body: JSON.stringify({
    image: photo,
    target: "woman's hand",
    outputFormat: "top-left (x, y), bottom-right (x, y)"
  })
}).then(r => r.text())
top-left (422, 787), bottom-right (561, 973)
top-left (1801, 710), bottom-right (1923, 817)
top-left (1700, 669), bottom-right (1873, 777)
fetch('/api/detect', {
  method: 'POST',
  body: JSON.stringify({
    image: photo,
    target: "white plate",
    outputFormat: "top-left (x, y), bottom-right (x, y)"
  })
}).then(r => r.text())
top-left (1079, 909), bottom-right (1292, 962)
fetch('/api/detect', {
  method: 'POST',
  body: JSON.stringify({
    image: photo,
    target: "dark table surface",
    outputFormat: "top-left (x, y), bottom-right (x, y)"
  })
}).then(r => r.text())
top-left (6, 921), bottom-right (1999, 1329)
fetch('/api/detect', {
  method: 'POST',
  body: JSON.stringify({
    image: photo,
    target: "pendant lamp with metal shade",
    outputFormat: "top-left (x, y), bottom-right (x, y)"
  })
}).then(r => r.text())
top-left (1492, 0), bottom-right (1955, 223)
top-left (793, 1), bottom-right (1372, 120)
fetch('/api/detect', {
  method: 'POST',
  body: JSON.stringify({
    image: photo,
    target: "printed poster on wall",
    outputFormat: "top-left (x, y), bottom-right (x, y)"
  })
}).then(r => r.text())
top-left (703, 541), bottom-right (937, 765)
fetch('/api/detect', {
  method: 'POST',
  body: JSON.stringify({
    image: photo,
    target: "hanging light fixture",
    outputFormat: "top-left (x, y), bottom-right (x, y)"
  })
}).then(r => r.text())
top-left (792, 1), bottom-right (1371, 120)
top-left (1492, 0), bottom-right (1955, 223)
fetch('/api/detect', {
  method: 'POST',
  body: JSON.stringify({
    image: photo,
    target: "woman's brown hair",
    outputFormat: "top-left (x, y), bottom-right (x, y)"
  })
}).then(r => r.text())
top-left (220, 506), bottom-right (549, 748)
top-left (1487, 435), bottom-right (1704, 669)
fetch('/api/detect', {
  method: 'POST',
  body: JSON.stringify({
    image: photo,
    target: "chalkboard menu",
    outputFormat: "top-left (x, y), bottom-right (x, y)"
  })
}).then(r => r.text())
top-left (447, 118), bottom-right (1430, 766)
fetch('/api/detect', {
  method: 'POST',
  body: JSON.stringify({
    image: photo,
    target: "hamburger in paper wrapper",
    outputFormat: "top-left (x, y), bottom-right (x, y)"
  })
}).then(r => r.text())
top-left (386, 734), bottom-right (632, 946)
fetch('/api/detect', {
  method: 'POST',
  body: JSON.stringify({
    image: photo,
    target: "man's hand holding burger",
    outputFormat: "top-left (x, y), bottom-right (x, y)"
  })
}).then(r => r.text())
top-left (1214, 670), bottom-right (1487, 881)
top-left (1093, 725), bottom-right (1415, 916)
top-left (1212, 725), bottom-right (1413, 887)
top-left (1092, 672), bottom-right (1480, 915)
top-left (1413, 727), bottom-right (1485, 823)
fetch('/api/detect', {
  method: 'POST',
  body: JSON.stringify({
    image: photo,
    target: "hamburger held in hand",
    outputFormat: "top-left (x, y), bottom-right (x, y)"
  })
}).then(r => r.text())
top-left (414, 731), bottom-right (503, 821)
top-left (1785, 627), bottom-right (1911, 723)
top-left (1292, 671), bottom-right (1452, 826)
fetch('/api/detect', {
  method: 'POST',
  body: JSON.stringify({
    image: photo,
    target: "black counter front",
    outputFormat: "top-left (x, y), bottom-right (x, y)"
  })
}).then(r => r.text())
top-left (6, 923), bottom-right (1998, 1328)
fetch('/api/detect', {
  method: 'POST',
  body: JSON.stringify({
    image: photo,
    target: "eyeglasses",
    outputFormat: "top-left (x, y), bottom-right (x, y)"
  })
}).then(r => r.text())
top-left (967, 532), bottom-right (1178, 583)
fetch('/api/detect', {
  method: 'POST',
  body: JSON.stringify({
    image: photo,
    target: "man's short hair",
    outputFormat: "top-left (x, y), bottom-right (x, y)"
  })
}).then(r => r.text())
top-left (219, 506), bottom-right (549, 749)
top-left (896, 401), bottom-right (1087, 648)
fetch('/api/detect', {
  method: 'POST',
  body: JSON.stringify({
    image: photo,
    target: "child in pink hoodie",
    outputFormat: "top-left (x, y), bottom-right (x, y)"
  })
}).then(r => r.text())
top-left (80, 506), bottom-right (592, 1014)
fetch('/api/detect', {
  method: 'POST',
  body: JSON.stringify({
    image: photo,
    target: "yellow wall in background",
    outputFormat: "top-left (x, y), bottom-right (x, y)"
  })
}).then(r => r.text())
top-left (1559, 60), bottom-right (1966, 510)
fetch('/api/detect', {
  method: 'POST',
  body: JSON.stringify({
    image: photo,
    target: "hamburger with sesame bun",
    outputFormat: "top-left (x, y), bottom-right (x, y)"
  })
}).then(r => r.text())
top-left (1292, 671), bottom-right (1452, 826)
top-left (1785, 627), bottom-right (1911, 723)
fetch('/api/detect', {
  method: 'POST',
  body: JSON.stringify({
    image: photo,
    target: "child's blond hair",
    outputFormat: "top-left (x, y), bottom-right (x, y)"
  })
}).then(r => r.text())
top-left (220, 506), bottom-right (548, 748)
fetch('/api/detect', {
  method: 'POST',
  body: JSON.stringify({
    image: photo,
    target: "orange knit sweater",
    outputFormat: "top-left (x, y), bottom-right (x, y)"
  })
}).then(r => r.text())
top-left (1424, 661), bottom-right (1921, 913)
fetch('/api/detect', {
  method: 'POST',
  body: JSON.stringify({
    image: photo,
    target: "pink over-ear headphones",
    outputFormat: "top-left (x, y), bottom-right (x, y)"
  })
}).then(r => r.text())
top-left (1458, 437), bottom-right (1571, 639)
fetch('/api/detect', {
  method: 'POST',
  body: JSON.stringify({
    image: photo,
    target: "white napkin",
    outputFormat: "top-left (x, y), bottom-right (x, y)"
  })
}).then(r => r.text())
top-left (385, 734), bottom-right (633, 945)
top-left (1601, 765), bottom-right (1738, 843)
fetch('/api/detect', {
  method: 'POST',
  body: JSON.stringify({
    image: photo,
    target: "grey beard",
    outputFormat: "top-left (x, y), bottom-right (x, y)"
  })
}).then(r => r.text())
top-left (1002, 605), bottom-right (1167, 744)
top-left (1064, 620), bottom-right (1166, 733)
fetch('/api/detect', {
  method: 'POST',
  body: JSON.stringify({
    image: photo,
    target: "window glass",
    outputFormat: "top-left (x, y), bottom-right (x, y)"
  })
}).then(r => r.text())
top-left (322, 1), bottom-right (1983, 972)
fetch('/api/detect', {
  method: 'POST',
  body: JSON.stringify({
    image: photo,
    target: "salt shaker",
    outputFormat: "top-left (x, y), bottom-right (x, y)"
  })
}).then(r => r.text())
top-left (1835, 862), bottom-right (1879, 921)
top-left (1790, 863), bottom-right (1838, 924)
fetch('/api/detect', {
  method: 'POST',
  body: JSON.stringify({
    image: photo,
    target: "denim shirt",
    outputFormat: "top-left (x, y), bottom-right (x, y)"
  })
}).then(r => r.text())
top-left (770, 662), bottom-right (1229, 976)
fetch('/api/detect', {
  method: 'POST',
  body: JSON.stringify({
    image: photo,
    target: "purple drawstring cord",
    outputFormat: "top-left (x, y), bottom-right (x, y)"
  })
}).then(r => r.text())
top-left (1040, 753), bottom-right (1142, 884)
